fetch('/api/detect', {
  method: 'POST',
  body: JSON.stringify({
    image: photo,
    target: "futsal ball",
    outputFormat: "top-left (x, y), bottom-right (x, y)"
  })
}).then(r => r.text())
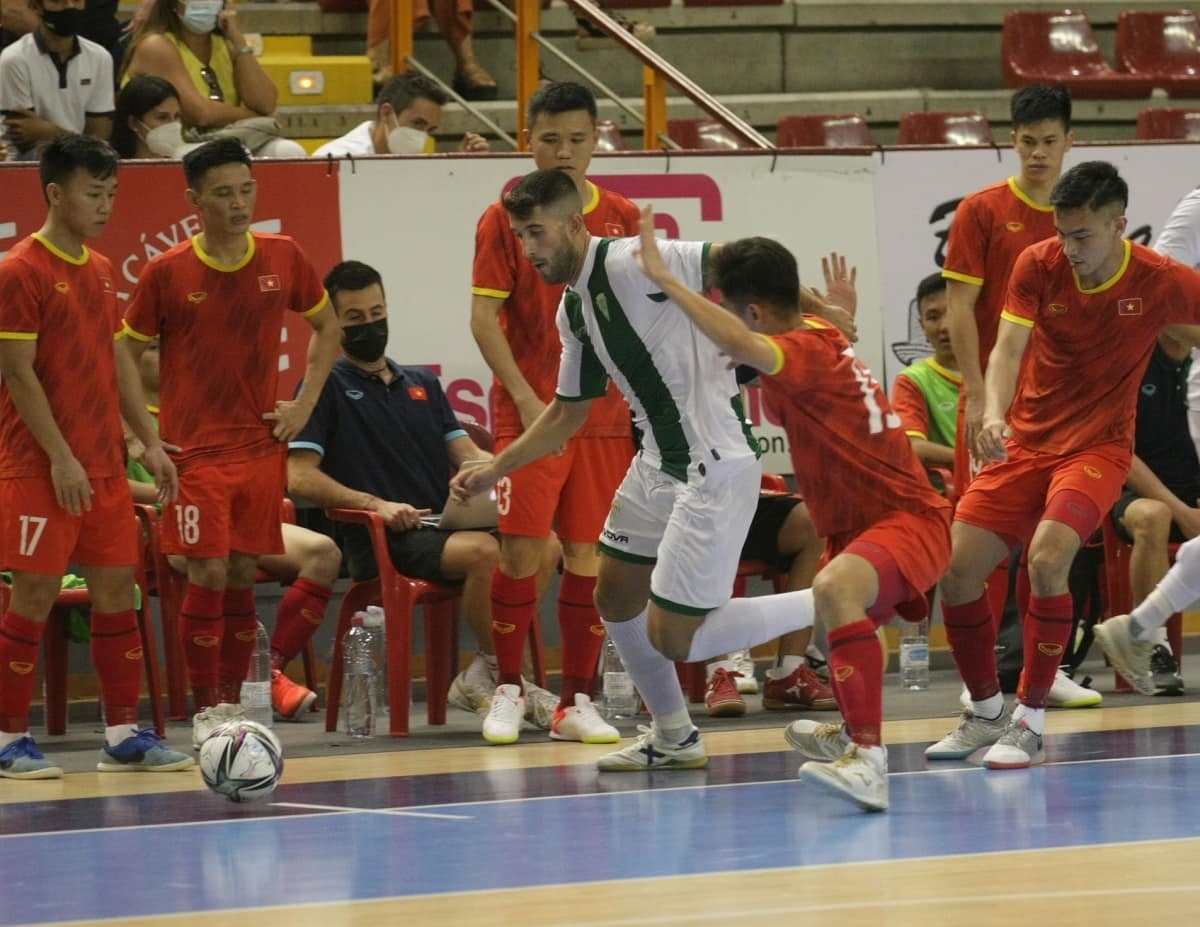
top-left (199, 719), bottom-right (284, 803)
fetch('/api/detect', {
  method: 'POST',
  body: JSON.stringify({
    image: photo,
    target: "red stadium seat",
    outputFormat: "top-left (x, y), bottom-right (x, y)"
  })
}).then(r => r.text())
top-left (595, 119), bottom-right (627, 152)
top-left (1116, 10), bottom-right (1200, 97)
top-left (1136, 107), bottom-right (1200, 140)
top-left (1001, 10), bottom-right (1156, 99)
top-left (775, 113), bottom-right (875, 148)
top-left (897, 111), bottom-right (994, 147)
top-left (667, 118), bottom-right (748, 150)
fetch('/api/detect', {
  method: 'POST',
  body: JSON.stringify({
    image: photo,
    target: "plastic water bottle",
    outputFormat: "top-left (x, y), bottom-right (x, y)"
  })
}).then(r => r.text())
top-left (342, 615), bottom-right (378, 738)
top-left (899, 617), bottom-right (930, 690)
top-left (361, 606), bottom-right (388, 718)
top-left (240, 621), bottom-right (273, 727)
top-left (600, 635), bottom-right (638, 719)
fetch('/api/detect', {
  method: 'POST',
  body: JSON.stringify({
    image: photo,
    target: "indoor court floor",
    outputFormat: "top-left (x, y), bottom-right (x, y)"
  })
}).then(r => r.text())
top-left (2, 662), bottom-right (1199, 927)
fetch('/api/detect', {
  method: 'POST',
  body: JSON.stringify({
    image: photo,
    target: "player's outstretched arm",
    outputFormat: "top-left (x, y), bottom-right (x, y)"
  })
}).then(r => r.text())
top-left (115, 338), bottom-right (178, 504)
top-left (470, 293), bottom-right (546, 431)
top-left (634, 205), bottom-right (777, 372)
top-left (266, 301), bottom-right (341, 442)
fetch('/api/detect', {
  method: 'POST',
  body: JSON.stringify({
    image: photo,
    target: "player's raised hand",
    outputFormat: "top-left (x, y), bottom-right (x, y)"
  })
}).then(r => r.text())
top-left (634, 205), bottom-right (669, 287)
top-left (264, 399), bottom-right (313, 442)
top-left (449, 460), bottom-right (500, 506)
top-left (820, 252), bottom-right (858, 317)
top-left (51, 455), bottom-right (92, 516)
top-left (801, 286), bottom-right (858, 343)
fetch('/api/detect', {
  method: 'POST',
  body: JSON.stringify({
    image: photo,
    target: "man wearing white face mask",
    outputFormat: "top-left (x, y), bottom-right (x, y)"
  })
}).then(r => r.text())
top-left (312, 70), bottom-right (489, 158)
top-left (0, 0), bottom-right (114, 159)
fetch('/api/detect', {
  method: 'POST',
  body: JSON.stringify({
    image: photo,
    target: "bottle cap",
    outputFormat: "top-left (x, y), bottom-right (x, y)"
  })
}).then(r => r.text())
top-left (363, 606), bottom-right (385, 628)
top-left (351, 615), bottom-right (365, 626)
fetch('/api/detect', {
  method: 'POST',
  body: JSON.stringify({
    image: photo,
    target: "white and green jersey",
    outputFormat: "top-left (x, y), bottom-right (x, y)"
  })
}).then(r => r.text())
top-left (555, 236), bottom-right (759, 482)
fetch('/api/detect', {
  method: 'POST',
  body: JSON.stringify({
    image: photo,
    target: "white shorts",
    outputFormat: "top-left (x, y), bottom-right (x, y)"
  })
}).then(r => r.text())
top-left (599, 453), bottom-right (761, 614)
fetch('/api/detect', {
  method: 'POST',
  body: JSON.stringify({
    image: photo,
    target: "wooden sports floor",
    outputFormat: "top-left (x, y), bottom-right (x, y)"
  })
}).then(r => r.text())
top-left (2, 668), bottom-right (1199, 927)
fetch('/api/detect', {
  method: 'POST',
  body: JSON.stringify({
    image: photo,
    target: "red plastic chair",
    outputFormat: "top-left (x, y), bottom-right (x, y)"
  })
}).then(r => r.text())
top-left (1116, 10), bottom-right (1200, 97)
top-left (667, 118), bottom-right (748, 150)
top-left (40, 512), bottom-right (165, 736)
top-left (1001, 10), bottom-right (1156, 99)
top-left (898, 111), bottom-right (994, 147)
top-left (1136, 107), bottom-right (1200, 140)
top-left (1099, 519), bottom-right (1182, 692)
top-left (595, 119), bottom-right (627, 153)
top-left (776, 114), bottom-right (875, 148)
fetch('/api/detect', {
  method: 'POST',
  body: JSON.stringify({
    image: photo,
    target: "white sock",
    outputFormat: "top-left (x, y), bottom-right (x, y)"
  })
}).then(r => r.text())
top-left (776, 654), bottom-right (806, 676)
top-left (972, 693), bottom-right (1005, 720)
top-left (0, 730), bottom-right (26, 750)
top-left (601, 611), bottom-right (690, 734)
top-left (1013, 703), bottom-right (1045, 735)
top-left (1133, 535), bottom-right (1200, 637)
top-left (1130, 588), bottom-right (1176, 639)
top-left (1152, 626), bottom-right (1170, 650)
top-left (105, 723), bottom-right (138, 746)
top-left (684, 590), bottom-right (814, 663)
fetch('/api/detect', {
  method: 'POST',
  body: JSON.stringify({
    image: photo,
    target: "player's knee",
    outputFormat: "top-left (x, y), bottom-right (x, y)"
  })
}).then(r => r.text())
top-left (187, 559), bottom-right (227, 589)
top-left (593, 578), bottom-right (641, 621)
top-left (647, 616), bottom-right (692, 662)
top-left (779, 504), bottom-right (818, 557)
top-left (463, 534), bottom-right (500, 577)
top-left (1123, 499), bottom-right (1172, 547)
top-left (811, 566), bottom-right (860, 627)
top-left (497, 537), bottom-right (544, 579)
top-left (303, 535), bottom-right (342, 585)
top-left (1025, 544), bottom-right (1072, 595)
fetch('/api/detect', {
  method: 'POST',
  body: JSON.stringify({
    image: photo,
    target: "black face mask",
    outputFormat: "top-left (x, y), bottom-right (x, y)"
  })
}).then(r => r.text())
top-left (41, 7), bottom-right (83, 36)
top-left (342, 318), bottom-right (388, 364)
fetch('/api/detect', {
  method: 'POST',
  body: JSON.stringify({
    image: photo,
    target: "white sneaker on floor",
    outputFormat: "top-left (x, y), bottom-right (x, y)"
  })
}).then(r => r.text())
top-left (550, 694), bottom-right (620, 743)
top-left (728, 650), bottom-right (759, 693)
top-left (447, 657), bottom-right (496, 713)
top-left (596, 724), bottom-right (707, 771)
top-left (784, 720), bottom-right (850, 762)
top-left (799, 744), bottom-right (889, 812)
top-left (192, 703), bottom-right (246, 750)
top-left (1046, 668), bottom-right (1102, 708)
top-left (981, 717), bottom-right (1045, 769)
top-left (1094, 614), bottom-right (1156, 695)
top-left (925, 704), bottom-right (1011, 760)
top-left (482, 684), bottom-right (525, 745)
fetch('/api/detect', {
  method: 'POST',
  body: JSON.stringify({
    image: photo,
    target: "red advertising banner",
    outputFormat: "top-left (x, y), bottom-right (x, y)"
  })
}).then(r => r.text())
top-left (0, 159), bottom-right (343, 399)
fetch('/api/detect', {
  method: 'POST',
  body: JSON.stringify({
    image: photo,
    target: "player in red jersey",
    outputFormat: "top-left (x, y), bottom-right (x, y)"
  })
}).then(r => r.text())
top-left (635, 210), bottom-right (951, 812)
top-left (122, 139), bottom-right (341, 748)
top-left (929, 161), bottom-right (1200, 769)
top-left (943, 85), bottom-right (1073, 491)
top-left (469, 82), bottom-right (637, 745)
top-left (0, 135), bottom-right (192, 778)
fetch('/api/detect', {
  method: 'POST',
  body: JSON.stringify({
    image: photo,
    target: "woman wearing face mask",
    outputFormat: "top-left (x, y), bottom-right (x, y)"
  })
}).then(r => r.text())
top-left (111, 75), bottom-right (184, 158)
top-left (119, 0), bottom-right (304, 157)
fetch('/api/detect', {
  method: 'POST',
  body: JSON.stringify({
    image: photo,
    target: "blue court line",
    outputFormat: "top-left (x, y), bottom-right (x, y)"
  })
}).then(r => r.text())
top-left (2, 749), bottom-right (1199, 925)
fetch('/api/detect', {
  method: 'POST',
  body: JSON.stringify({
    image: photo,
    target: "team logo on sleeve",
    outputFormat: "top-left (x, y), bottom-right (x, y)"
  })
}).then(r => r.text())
top-left (408, 386), bottom-right (428, 400)
top-left (1006, 221), bottom-right (1024, 232)
top-left (605, 222), bottom-right (624, 236)
top-left (1048, 303), bottom-right (1068, 316)
top-left (258, 274), bottom-right (281, 292)
top-left (54, 282), bottom-right (69, 294)
top-left (187, 291), bottom-right (207, 303)
top-left (101, 277), bottom-right (114, 292)
top-left (1117, 297), bottom-right (1143, 316)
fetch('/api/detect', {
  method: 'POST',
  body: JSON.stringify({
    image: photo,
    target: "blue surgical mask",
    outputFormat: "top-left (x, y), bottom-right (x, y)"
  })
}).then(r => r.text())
top-left (180, 0), bottom-right (222, 34)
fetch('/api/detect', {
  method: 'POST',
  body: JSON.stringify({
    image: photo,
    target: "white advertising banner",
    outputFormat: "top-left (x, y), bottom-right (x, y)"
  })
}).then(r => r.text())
top-left (337, 151), bottom-right (881, 473)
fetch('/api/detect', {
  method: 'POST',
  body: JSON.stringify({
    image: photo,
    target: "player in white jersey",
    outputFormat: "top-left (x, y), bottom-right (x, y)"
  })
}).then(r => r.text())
top-left (452, 169), bottom-right (826, 771)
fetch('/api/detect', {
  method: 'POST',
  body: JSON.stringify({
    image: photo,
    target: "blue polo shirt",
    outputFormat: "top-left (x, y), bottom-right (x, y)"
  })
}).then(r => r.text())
top-left (290, 357), bottom-right (466, 569)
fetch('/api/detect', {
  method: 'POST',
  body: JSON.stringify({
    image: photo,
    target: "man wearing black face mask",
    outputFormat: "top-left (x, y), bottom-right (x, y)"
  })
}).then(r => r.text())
top-left (0, 0), bottom-right (113, 158)
top-left (288, 260), bottom-right (522, 711)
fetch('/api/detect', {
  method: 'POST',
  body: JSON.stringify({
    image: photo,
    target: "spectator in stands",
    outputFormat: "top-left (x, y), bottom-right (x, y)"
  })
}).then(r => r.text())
top-left (110, 74), bottom-right (183, 158)
top-left (120, 0), bottom-right (306, 157)
top-left (0, 0), bottom-right (114, 159)
top-left (1107, 332), bottom-right (1192, 695)
top-left (367, 0), bottom-right (495, 100)
top-left (2, 0), bottom-right (126, 75)
top-left (127, 338), bottom-right (341, 720)
top-left (286, 259), bottom-right (563, 728)
top-left (311, 70), bottom-right (488, 158)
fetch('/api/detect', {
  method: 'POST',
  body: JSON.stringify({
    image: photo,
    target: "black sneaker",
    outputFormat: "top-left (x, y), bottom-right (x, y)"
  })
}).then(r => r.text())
top-left (1151, 644), bottom-right (1184, 696)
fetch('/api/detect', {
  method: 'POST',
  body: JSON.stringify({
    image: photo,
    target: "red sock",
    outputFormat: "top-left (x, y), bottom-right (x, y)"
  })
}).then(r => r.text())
top-left (0, 611), bottom-right (46, 732)
top-left (827, 619), bottom-right (883, 747)
top-left (943, 594), bottom-right (1000, 701)
top-left (1018, 593), bottom-right (1074, 708)
top-left (490, 569), bottom-right (537, 688)
top-left (985, 559), bottom-right (1009, 633)
top-left (219, 588), bottom-right (258, 704)
top-left (558, 572), bottom-right (603, 705)
top-left (270, 578), bottom-right (331, 667)
top-left (90, 610), bottom-right (142, 726)
top-left (180, 583), bottom-right (224, 710)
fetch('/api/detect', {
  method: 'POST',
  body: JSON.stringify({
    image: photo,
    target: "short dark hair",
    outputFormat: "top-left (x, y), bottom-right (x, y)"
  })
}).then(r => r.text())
top-left (710, 238), bottom-right (800, 313)
top-left (375, 70), bottom-right (447, 116)
top-left (183, 138), bottom-right (252, 189)
top-left (1010, 84), bottom-right (1072, 132)
top-left (502, 169), bottom-right (582, 221)
top-left (527, 81), bottom-right (597, 127)
top-left (324, 260), bottom-right (385, 309)
top-left (915, 272), bottom-right (946, 309)
top-left (1050, 160), bottom-right (1128, 214)
top-left (39, 135), bottom-right (118, 201)
top-left (111, 75), bottom-right (180, 159)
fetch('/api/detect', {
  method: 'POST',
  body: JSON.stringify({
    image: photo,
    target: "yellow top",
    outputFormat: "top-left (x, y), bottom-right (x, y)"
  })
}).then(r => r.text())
top-left (163, 32), bottom-right (240, 124)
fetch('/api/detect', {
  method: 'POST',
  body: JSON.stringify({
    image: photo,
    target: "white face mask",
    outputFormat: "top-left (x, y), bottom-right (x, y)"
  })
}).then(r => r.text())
top-left (386, 125), bottom-right (432, 155)
top-left (180, 0), bottom-right (222, 34)
top-left (142, 120), bottom-right (184, 158)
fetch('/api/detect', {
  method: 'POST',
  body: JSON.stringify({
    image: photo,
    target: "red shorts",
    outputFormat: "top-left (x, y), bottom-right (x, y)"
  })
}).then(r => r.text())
top-left (495, 434), bottom-right (634, 542)
top-left (0, 475), bottom-right (137, 575)
top-left (822, 506), bottom-right (953, 626)
top-left (954, 441), bottom-right (1129, 548)
top-left (164, 453), bottom-right (285, 558)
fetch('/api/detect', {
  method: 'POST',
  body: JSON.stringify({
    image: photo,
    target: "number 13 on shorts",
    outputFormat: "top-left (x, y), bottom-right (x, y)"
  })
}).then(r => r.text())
top-left (175, 504), bottom-right (201, 546)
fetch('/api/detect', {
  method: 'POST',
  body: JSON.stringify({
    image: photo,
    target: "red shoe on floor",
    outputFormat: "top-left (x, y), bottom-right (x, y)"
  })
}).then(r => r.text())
top-left (763, 663), bottom-right (838, 711)
top-left (271, 669), bottom-right (317, 721)
top-left (705, 667), bottom-right (746, 717)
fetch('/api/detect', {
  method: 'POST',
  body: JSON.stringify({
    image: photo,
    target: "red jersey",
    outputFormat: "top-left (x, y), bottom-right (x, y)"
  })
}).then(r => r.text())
top-left (761, 318), bottom-right (948, 536)
top-left (472, 181), bottom-right (640, 439)
top-left (0, 235), bottom-right (124, 480)
top-left (123, 232), bottom-right (328, 467)
top-left (1004, 238), bottom-right (1200, 455)
top-left (942, 177), bottom-right (1058, 369)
